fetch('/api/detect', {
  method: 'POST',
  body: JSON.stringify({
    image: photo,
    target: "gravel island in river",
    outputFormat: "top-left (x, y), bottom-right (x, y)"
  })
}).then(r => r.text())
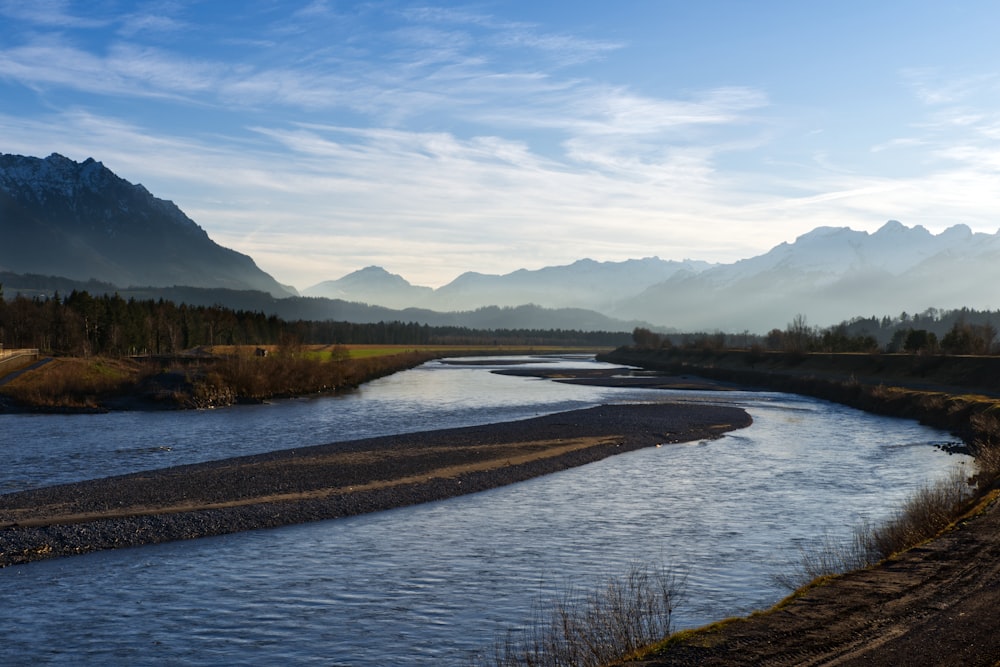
top-left (0, 402), bottom-right (751, 567)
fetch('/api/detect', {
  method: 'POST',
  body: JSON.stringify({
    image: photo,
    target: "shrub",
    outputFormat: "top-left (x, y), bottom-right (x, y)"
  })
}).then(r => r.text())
top-left (473, 563), bottom-right (683, 667)
top-left (778, 467), bottom-right (976, 591)
top-left (864, 468), bottom-right (974, 561)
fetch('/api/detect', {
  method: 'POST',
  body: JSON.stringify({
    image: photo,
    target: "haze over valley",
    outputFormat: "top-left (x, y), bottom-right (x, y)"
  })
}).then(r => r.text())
top-left (4, 152), bottom-right (1000, 335)
top-left (7, 5), bottom-right (1000, 665)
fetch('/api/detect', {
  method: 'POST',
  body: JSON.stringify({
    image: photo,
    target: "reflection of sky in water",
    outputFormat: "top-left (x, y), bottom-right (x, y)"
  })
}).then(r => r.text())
top-left (0, 380), bottom-right (967, 666)
top-left (0, 356), bottom-right (971, 666)
top-left (0, 356), bottom-right (682, 492)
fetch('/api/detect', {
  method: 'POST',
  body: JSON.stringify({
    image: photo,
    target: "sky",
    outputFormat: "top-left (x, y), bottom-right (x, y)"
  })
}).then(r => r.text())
top-left (3, 1), bottom-right (1000, 291)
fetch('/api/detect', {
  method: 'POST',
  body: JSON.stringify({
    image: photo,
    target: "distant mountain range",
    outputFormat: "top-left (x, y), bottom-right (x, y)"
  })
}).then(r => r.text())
top-left (309, 221), bottom-right (1000, 332)
top-left (0, 153), bottom-right (652, 331)
top-left (302, 257), bottom-right (714, 311)
top-left (608, 221), bottom-right (1000, 332)
top-left (4, 152), bottom-right (1000, 333)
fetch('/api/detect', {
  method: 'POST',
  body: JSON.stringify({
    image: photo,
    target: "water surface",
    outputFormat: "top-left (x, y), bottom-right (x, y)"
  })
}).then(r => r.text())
top-left (0, 356), bottom-right (968, 665)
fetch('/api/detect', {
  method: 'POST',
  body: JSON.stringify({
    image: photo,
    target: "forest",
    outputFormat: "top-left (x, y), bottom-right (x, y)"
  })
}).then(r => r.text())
top-left (0, 288), bottom-right (631, 356)
top-left (5, 286), bottom-right (1000, 359)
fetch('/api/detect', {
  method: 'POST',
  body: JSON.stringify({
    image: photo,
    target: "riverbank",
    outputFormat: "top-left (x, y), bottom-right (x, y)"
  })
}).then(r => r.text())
top-left (0, 402), bottom-right (751, 567)
top-left (0, 346), bottom-right (608, 413)
top-left (627, 486), bottom-right (1000, 666)
top-left (601, 348), bottom-right (1000, 445)
top-left (602, 348), bottom-right (1000, 666)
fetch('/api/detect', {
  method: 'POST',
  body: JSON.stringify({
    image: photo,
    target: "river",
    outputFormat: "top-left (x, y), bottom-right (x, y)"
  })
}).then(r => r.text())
top-left (0, 355), bottom-right (969, 665)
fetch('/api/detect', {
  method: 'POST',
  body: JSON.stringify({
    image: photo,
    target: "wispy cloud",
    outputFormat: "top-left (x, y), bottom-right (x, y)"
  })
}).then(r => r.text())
top-left (902, 67), bottom-right (1000, 106)
top-left (118, 12), bottom-right (188, 38)
top-left (0, 0), bottom-right (107, 28)
top-left (4, 3), bottom-right (1000, 289)
top-left (0, 38), bottom-right (223, 101)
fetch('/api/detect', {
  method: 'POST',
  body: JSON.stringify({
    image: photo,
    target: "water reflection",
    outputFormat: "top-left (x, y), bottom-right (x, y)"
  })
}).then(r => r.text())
top-left (0, 357), bottom-right (970, 665)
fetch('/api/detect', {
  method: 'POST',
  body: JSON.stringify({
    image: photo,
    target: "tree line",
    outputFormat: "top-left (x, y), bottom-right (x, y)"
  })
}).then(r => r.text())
top-left (632, 306), bottom-right (1000, 356)
top-left (0, 289), bottom-right (631, 357)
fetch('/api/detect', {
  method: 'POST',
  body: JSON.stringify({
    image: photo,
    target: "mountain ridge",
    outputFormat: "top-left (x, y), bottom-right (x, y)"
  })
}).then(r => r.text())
top-left (608, 220), bottom-right (1000, 331)
top-left (0, 152), bottom-right (293, 298)
top-left (6, 151), bottom-right (1000, 334)
top-left (305, 257), bottom-right (715, 312)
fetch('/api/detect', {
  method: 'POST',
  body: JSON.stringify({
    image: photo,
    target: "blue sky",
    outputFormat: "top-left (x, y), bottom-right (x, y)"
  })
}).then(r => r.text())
top-left (3, 1), bottom-right (1000, 290)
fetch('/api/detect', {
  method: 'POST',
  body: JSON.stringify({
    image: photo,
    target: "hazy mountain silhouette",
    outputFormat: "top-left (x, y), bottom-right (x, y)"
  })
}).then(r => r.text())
top-left (0, 153), bottom-right (293, 297)
top-left (303, 266), bottom-right (434, 308)
top-left (312, 221), bottom-right (1000, 332)
top-left (610, 221), bottom-right (1000, 332)
top-left (307, 257), bottom-right (714, 311)
top-left (6, 152), bottom-right (1000, 334)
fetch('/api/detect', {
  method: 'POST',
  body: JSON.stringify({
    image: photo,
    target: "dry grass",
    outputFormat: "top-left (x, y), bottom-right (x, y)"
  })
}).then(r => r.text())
top-left (0, 348), bottom-right (447, 409)
top-left (0, 357), bottom-right (154, 408)
top-left (777, 466), bottom-right (979, 590)
top-left (200, 348), bottom-right (440, 401)
top-left (472, 563), bottom-right (683, 667)
top-left (865, 468), bottom-right (976, 560)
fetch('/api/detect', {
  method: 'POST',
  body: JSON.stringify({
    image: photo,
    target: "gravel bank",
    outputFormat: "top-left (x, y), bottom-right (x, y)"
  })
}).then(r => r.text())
top-left (0, 402), bottom-right (751, 567)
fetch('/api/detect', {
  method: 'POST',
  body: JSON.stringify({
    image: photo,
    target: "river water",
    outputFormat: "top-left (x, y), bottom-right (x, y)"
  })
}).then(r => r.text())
top-left (0, 356), bottom-right (969, 665)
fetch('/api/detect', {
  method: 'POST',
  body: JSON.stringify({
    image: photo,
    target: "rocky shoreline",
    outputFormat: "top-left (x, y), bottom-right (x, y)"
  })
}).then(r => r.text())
top-left (0, 402), bottom-right (751, 567)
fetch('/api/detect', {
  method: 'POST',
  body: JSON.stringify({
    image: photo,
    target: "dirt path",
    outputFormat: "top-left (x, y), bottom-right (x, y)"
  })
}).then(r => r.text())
top-left (0, 402), bottom-right (751, 567)
top-left (0, 356), bottom-right (51, 386)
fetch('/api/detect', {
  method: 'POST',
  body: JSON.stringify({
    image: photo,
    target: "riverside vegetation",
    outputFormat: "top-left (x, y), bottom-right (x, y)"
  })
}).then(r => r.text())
top-left (0, 345), bottom-right (443, 410)
top-left (0, 288), bottom-right (623, 411)
top-left (473, 563), bottom-right (684, 667)
top-left (0, 343), bottom-right (608, 411)
top-left (9, 290), bottom-right (1000, 662)
top-left (599, 345), bottom-right (1000, 665)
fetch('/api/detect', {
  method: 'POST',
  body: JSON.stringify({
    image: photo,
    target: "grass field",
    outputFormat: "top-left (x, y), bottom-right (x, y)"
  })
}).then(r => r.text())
top-left (204, 344), bottom-right (611, 360)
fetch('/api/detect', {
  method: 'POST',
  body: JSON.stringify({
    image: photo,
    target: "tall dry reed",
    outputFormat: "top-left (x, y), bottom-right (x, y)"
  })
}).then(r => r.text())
top-left (473, 563), bottom-right (683, 667)
top-left (779, 466), bottom-right (977, 590)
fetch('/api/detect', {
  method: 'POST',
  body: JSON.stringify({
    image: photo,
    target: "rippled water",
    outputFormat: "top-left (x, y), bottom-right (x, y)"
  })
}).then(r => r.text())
top-left (0, 356), bottom-right (969, 665)
top-left (1, 356), bottom-right (646, 492)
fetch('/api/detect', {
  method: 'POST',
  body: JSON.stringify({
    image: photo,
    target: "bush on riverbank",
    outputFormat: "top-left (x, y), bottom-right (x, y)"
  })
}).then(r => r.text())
top-left (866, 468), bottom-right (977, 561)
top-left (193, 348), bottom-right (440, 405)
top-left (474, 563), bottom-right (682, 667)
top-left (781, 467), bottom-right (978, 588)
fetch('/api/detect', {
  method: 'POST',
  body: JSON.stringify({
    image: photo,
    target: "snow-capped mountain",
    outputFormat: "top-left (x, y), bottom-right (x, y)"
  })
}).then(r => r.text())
top-left (710, 220), bottom-right (985, 288)
top-left (6, 149), bottom-right (1000, 334)
top-left (611, 221), bottom-right (1000, 332)
top-left (0, 153), bottom-right (293, 297)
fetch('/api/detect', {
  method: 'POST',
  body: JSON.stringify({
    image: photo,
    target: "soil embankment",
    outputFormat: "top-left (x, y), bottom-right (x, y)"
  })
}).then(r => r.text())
top-left (601, 348), bottom-right (1000, 667)
top-left (601, 348), bottom-right (1000, 444)
top-left (0, 402), bottom-right (750, 568)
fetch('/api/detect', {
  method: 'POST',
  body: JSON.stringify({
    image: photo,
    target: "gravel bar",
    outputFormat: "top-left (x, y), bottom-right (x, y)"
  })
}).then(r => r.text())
top-left (0, 402), bottom-right (751, 567)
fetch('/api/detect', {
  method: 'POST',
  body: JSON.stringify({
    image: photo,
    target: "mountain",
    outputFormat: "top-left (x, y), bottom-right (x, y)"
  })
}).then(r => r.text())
top-left (7, 151), bottom-right (1000, 335)
top-left (433, 257), bottom-right (713, 311)
top-left (0, 277), bottom-right (651, 333)
top-left (303, 266), bottom-right (433, 308)
top-left (309, 257), bottom-right (714, 312)
top-left (612, 221), bottom-right (1000, 332)
top-left (0, 153), bottom-right (293, 297)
